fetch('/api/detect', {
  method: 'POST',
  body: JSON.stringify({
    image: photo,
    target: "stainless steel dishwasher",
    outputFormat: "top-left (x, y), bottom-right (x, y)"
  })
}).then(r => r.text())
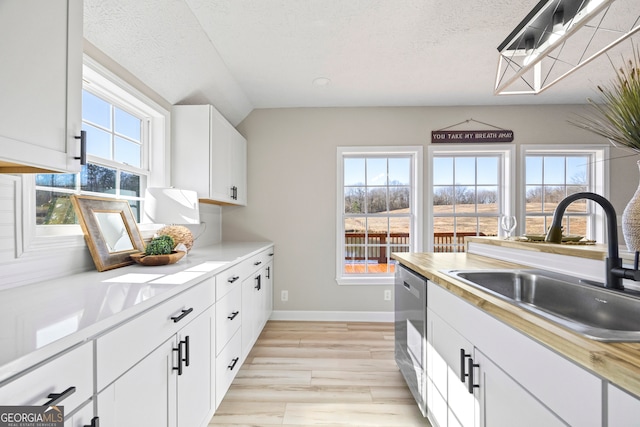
top-left (394, 264), bottom-right (427, 416)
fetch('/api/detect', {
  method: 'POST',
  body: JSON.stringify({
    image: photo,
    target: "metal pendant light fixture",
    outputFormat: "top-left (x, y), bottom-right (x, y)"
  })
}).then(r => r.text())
top-left (495, 0), bottom-right (640, 95)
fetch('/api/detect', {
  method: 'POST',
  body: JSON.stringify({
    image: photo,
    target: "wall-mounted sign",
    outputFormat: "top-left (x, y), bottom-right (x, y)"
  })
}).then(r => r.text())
top-left (431, 129), bottom-right (514, 143)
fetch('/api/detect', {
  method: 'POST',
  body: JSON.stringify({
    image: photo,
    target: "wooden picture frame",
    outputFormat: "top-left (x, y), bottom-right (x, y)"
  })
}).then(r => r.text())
top-left (71, 194), bottom-right (146, 272)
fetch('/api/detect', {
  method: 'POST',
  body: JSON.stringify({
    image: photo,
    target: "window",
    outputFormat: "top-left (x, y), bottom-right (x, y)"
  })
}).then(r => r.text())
top-left (337, 146), bottom-right (422, 285)
top-left (523, 146), bottom-right (608, 240)
top-left (34, 58), bottom-right (168, 228)
top-left (429, 145), bottom-right (514, 252)
top-left (430, 146), bottom-right (512, 252)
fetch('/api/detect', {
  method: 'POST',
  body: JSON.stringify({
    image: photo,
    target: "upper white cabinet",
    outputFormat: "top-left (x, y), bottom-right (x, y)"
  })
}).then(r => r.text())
top-left (0, 0), bottom-right (83, 173)
top-left (172, 105), bottom-right (247, 206)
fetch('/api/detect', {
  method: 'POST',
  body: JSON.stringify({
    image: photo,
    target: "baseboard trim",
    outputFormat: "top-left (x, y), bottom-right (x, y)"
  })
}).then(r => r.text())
top-left (270, 310), bottom-right (393, 322)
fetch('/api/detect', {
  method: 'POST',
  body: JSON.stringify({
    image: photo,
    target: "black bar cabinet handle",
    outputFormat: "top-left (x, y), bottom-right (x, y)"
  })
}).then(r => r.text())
top-left (467, 357), bottom-right (480, 394)
top-left (227, 357), bottom-right (240, 371)
top-left (266, 266), bottom-right (271, 279)
top-left (227, 311), bottom-right (239, 320)
top-left (403, 281), bottom-right (411, 290)
top-left (43, 386), bottom-right (76, 406)
top-left (171, 307), bottom-right (193, 323)
top-left (183, 336), bottom-right (190, 367)
top-left (460, 349), bottom-right (471, 382)
top-left (83, 416), bottom-right (100, 427)
top-left (254, 261), bottom-right (262, 266)
top-left (255, 275), bottom-right (261, 290)
top-left (228, 276), bottom-right (239, 283)
top-left (74, 130), bottom-right (86, 165)
top-left (173, 344), bottom-right (183, 375)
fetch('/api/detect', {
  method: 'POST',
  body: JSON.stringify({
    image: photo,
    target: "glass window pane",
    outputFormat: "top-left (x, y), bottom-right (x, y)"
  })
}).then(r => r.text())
top-left (566, 157), bottom-right (588, 184)
top-left (129, 200), bottom-right (141, 222)
top-left (84, 123), bottom-right (112, 160)
top-left (389, 217), bottom-right (410, 236)
top-left (455, 157), bottom-right (476, 185)
top-left (367, 187), bottom-right (388, 213)
top-left (344, 158), bottom-right (365, 186)
top-left (433, 186), bottom-right (454, 212)
top-left (567, 216), bottom-right (588, 236)
top-left (366, 216), bottom-right (388, 236)
top-left (115, 108), bottom-right (141, 142)
top-left (526, 185), bottom-right (542, 212)
top-left (455, 186), bottom-right (475, 210)
top-left (433, 217), bottom-right (454, 234)
top-left (477, 157), bottom-right (498, 185)
top-left (35, 173), bottom-right (76, 189)
top-left (456, 217), bottom-right (479, 233)
top-left (543, 185), bottom-right (564, 212)
top-left (544, 157), bottom-right (565, 184)
top-left (344, 217), bottom-right (366, 234)
top-left (388, 158), bottom-right (410, 185)
top-left (345, 187), bottom-right (365, 213)
top-left (120, 172), bottom-right (141, 197)
top-left (525, 216), bottom-right (547, 234)
top-left (389, 186), bottom-right (410, 210)
top-left (82, 90), bottom-right (111, 129)
top-left (114, 136), bottom-right (141, 167)
top-left (479, 217), bottom-right (499, 236)
top-left (433, 157), bottom-right (453, 185)
top-left (367, 158), bottom-right (387, 185)
top-left (35, 191), bottom-right (76, 225)
top-left (526, 156), bottom-right (543, 184)
top-left (477, 186), bottom-right (498, 211)
top-left (81, 164), bottom-right (117, 194)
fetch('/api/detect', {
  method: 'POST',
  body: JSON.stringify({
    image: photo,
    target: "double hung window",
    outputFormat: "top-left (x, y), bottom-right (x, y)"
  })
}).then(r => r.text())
top-left (337, 146), bottom-right (422, 285)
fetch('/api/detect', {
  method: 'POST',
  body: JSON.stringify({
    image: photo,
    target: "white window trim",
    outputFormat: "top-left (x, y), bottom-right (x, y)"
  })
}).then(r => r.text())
top-left (520, 144), bottom-right (610, 242)
top-left (427, 144), bottom-right (515, 249)
top-left (336, 146), bottom-right (423, 286)
top-left (21, 55), bottom-right (170, 254)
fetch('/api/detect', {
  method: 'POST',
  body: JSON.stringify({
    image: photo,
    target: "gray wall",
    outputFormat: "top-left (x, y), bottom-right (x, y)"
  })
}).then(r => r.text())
top-left (224, 105), bottom-right (639, 315)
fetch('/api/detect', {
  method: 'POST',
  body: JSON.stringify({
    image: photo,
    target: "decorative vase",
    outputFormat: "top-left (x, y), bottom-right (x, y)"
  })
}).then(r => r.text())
top-left (622, 160), bottom-right (640, 252)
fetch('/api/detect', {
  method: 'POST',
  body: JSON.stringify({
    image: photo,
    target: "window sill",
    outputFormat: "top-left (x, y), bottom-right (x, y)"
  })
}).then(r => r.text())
top-left (336, 276), bottom-right (394, 286)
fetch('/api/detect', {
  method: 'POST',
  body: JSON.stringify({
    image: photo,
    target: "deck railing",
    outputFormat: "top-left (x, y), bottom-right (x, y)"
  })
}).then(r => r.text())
top-left (344, 231), bottom-right (485, 262)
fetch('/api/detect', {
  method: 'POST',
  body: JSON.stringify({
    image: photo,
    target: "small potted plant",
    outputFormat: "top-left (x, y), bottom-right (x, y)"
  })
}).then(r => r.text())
top-left (130, 234), bottom-right (185, 265)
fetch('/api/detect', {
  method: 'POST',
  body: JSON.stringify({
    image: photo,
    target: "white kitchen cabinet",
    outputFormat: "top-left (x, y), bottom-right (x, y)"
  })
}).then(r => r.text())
top-left (608, 383), bottom-right (640, 426)
top-left (0, 0), bottom-right (83, 173)
top-left (95, 279), bottom-right (216, 427)
top-left (241, 249), bottom-right (274, 360)
top-left (427, 280), bottom-right (602, 427)
top-left (427, 308), bottom-right (474, 427)
top-left (172, 105), bottom-right (247, 206)
top-left (65, 401), bottom-right (97, 427)
top-left (0, 341), bottom-right (93, 422)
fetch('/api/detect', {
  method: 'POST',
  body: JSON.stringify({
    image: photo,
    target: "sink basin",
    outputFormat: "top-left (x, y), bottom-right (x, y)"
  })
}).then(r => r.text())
top-left (443, 269), bottom-right (640, 342)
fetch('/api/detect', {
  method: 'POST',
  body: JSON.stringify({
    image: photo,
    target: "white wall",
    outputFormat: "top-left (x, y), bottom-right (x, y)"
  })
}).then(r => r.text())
top-left (225, 105), bottom-right (639, 317)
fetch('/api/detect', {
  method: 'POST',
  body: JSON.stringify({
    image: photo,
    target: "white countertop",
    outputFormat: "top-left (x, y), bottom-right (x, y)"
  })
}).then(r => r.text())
top-left (0, 241), bottom-right (272, 385)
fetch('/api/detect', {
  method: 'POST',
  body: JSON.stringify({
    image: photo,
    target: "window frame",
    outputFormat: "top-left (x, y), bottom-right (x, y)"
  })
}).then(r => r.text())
top-left (26, 55), bottom-right (169, 244)
top-left (520, 144), bottom-right (609, 242)
top-left (427, 144), bottom-right (515, 250)
top-left (336, 146), bottom-right (423, 286)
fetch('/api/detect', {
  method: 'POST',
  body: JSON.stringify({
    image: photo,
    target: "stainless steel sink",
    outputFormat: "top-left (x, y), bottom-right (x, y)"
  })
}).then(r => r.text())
top-left (443, 269), bottom-right (640, 342)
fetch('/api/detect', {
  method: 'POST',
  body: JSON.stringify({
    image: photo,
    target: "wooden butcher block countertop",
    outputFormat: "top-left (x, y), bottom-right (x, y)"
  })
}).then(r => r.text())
top-left (392, 251), bottom-right (640, 399)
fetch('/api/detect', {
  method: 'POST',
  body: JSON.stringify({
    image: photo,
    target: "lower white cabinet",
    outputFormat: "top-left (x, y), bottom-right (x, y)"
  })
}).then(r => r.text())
top-left (427, 280), bottom-right (602, 427)
top-left (97, 306), bottom-right (214, 427)
top-left (608, 383), bottom-right (640, 426)
top-left (0, 341), bottom-right (93, 423)
top-left (65, 401), bottom-right (97, 427)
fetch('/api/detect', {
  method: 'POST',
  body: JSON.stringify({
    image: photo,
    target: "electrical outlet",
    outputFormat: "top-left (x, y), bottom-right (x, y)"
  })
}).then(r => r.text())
top-left (384, 290), bottom-right (392, 301)
top-left (281, 290), bottom-right (289, 302)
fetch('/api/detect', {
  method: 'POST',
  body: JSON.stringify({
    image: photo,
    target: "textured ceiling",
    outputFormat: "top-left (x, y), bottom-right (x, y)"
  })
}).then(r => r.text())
top-left (83, 0), bottom-right (639, 125)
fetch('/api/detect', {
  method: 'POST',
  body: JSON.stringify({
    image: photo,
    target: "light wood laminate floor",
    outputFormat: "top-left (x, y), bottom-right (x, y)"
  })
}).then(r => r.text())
top-left (209, 321), bottom-right (431, 427)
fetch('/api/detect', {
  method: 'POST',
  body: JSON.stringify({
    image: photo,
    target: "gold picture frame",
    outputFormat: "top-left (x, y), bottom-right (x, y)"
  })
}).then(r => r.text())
top-left (71, 195), bottom-right (146, 272)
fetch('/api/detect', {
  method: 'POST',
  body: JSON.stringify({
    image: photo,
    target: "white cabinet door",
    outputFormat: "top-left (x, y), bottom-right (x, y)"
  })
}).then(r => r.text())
top-left (241, 271), bottom-right (262, 359)
top-left (0, 0), bottom-right (82, 173)
top-left (98, 338), bottom-right (177, 427)
top-left (172, 104), bottom-right (247, 206)
top-left (427, 308), bottom-right (475, 427)
top-left (474, 349), bottom-right (565, 427)
top-left (65, 401), bottom-right (96, 427)
top-left (608, 383), bottom-right (640, 427)
top-left (176, 306), bottom-right (214, 427)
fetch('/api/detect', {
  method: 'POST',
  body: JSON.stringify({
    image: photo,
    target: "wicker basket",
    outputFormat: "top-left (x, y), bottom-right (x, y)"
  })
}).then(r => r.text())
top-left (157, 225), bottom-right (194, 252)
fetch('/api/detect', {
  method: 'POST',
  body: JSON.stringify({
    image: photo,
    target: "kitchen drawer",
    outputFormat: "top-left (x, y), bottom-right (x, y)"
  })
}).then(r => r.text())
top-left (95, 279), bottom-right (215, 391)
top-left (216, 263), bottom-right (243, 301)
top-left (244, 248), bottom-right (274, 276)
top-left (215, 330), bottom-right (242, 409)
top-left (215, 284), bottom-right (242, 355)
top-left (0, 341), bottom-right (92, 412)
